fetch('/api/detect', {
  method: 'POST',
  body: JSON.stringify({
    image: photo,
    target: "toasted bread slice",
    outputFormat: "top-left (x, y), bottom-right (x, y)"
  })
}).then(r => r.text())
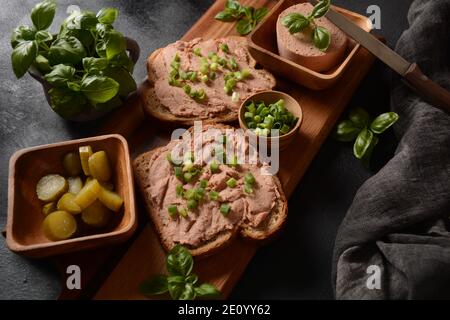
top-left (142, 37), bottom-right (276, 126)
top-left (133, 124), bottom-right (288, 257)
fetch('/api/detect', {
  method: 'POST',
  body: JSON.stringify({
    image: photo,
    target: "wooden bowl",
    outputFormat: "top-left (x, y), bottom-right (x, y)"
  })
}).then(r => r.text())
top-left (6, 134), bottom-right (137, 258)
top-left (238, 90), bottom-right (303, 151)
top-left (247, 0), bottom-right (373, 90)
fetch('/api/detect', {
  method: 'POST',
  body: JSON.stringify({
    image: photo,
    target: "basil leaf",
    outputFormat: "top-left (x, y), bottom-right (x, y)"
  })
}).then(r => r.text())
top-left (95, 23), bottom-right (112, 38)
top-left (49, 36), bottom-right (86, 65)
top-left (67, 81), bottom-right (81, 92)
top-left (185, 274), bottom-right (198, 285)
top-left (83, 57), bottom-right (109, 74)
top-left (194, 283), bottom-right (221, 297)
top-left (179, 283), bottom-right (196, 300)
top-left (35, 30), bottom-right (53, 43)
top-left (166, 245), bottom-right (193, 277)
top-left (94, 94), bottom-right (122, 112)
top-left (254, 7), bottom-right (268, 22)
top-left (334, 120), bottom-right (362, 142)
top-left (108, 51), bottom-right (134, 72)
top-left (226, 0), bottom-right (241, 12)
top-left (11, 25), bottom-right (36, 48)
top-left (11, 40), bottom-right (38, 78)
top-left (353, 129), bottom-right (374, 159)
top-left (215, 10), bottom-right (236, 22)
top-left (361, 135), bottom-right (379, 166)
top-left (281, 13), bottom-right (310, 34)
top-left (236, 19), bottom-right (253, 35)
top-left (139, 275), bottom-right (168, 296)
top-left (370, 112), bottom-right (399, 134)
top-left (48, 87), bottom-right (87, 118)
top-left (80, 75), bottom-right (119, 104)
top-left (35, 55), bottom-right (52, 73)
top-left (31, 0), bottom-right (56, 30)
top-left (310, 0), bottom-right (331, 19)
top-left (103, 66), bottom-right (137, 97)
top-left (167, 275), bottom-right (185, 300)
top-left (349, 107), bottom-right (370, 128)
top-left (66, 11), bottom-right (98, 30)
top-left (95, 39), bottom-right (107, 58)
top-left (44, 64), bottom-right (76, 87)
top-left (97, 8), bottom-right (118, 24)
top-left (105, 31), bottom-right (126, 60)
top-left (312, 26), bottom-right (331, 51)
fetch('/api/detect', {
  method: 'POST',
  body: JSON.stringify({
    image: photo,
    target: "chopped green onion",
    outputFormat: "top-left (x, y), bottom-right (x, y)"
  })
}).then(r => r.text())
top-left (220, 203), bottom-right (231, 216)
top-left (254, 115), bottom-right (262, 123)
top-left (187, 199), bottom-right (198, 210)
top-left (195, 187), bottom-right (205, 200)
top-left (218, 57), bottom-right (227, 66)
top-left (210, 62), bottom-right (219, 71)
top-left (245, 112), bottom-right (254, 120)
top-left (183, 84), bottom-right (191, 95)
top-left (234, 71), bottom-right (243, 81)
top-left (200, 180), bottom-right (208, 188)
top-left (193, 47), bottom-right (202, 56)
top-left (208, 52), bottom-right (216, 59)
top-left (174, 166), bottom-right (183, 180)
top-left (231, 91), bottom-right (240, 103)
top-left (241, 69), bottom-right (251, 79)
top-left (226, 177), bottom-right (237, 188)
top-left (228, 57), bottom-right (238, 70)
top-left (244, 184), bottom-right (253, 194)
top-left (280, 124), bottom-right (291, 135)
top-left (244, 172), bottom-right (255, 185)
top-left (220, 43), bottom-right (229, 53)
top-left (246, 102), bottom-right (256, 113)
top-left (247, 122), bottom-right (256, 129)
top-left (224, 86), bottom-right (232, 95)
top-left (176, 185), bottom-right (185, 197)
top-left (168, 78), bottom-right (182, 87)
top-left (200, 74), bottom-right (209, 83)
top-left (179, 207), bottom-right (188, 217)
top-left (185, 189), bottom-right (196, 200)
top-left (209, 72), bottom-right (216, 80)
top-left (168, 205), bottom-right (178, 217)
top-left (174, 53), bottom-right (180, 62)
top-left (184, 172), bottom-right (193, 182)
top-left (210, 161), bottom-right (219, 173)
top-left (211, 55), bottom-right (219, 63)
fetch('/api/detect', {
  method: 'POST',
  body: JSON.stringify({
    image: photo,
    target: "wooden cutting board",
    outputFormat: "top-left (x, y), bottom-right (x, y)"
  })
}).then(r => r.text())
top-left (54, 0), bottom-right (376, 299)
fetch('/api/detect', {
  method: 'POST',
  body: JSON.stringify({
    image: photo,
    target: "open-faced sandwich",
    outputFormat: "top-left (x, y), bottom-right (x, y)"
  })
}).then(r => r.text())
top-left (144, 37), bottom-right (276, 125)
top-left (134, 124), bottom-right (287, 256)
top-left (277, 2), bottom-right (348, 72)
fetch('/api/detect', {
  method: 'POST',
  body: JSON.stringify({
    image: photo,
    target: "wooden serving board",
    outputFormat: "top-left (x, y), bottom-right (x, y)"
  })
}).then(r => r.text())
top-left (55, 0), bottom-right (375, 299)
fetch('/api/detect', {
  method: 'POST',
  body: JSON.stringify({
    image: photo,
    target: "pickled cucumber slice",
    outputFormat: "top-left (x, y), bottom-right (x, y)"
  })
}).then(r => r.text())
top-left (74, 178), bottom-right (101, 210)
top-left (62, 152), bottom-right (82, 176)
top-left (67, 176), bottom-right (83, 194)
top-left (98, 187), bottom-right (124, 212)
top-left (81, 201), bottom-right (111, 227)
top-left (88, 151), bottom-right (112, 182)
top-left (36, 174), bottom-right (68, 202)
top-left (86, 177), bottom-right (113, 190)
top-left (79, 145), bottom-right (93, 176)
top-left (43, 211), bottom-right (77, 241)
top-left (42, 202), bottom-right (56, 216)
top-left (57, 193), bottom-right (81, 214)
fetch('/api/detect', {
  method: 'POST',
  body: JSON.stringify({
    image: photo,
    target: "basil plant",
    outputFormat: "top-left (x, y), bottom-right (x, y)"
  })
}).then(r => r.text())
top-left (11, 0), bottom-right (137, 119)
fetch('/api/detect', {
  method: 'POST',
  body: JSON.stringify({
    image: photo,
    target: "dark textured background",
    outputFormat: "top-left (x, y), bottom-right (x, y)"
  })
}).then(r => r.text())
top-left (0, 0), bottom-right (413, 299)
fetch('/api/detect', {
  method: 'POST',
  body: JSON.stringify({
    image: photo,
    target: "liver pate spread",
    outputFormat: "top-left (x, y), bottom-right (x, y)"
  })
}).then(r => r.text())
top-left (144, 127), bottom-right (281, 248)
top-left (276, 3), bottom-right (348, 72)
top-left (148, 37), bottom-right (275, 119)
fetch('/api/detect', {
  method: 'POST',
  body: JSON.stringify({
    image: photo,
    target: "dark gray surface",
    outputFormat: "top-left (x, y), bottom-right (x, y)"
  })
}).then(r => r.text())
top-left (0, 0), bottom-right (412, 299)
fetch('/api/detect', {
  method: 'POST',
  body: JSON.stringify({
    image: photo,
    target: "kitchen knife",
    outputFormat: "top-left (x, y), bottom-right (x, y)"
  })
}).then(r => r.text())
top-left (323, 6), bottom-right (450, 114)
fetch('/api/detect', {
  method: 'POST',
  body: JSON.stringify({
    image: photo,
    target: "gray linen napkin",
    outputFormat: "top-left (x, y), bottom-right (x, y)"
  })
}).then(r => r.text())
top-left (332, 0), bottom-right (450, 299)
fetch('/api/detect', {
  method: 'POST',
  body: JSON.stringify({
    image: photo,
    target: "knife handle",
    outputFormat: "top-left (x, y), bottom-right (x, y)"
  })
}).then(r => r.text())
top-left (403, 63), bottom-right (450, 114)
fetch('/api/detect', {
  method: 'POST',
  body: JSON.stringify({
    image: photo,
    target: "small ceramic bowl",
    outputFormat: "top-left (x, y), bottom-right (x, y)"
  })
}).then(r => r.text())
top-left (6, 134), bottom-right (137, 258)
top-left (238, 90), bottom-right (303, 151)
top-left (247, 0), bottom-right (373, 90)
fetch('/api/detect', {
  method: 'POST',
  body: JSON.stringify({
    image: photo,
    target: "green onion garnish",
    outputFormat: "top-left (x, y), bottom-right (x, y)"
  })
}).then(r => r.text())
top-left (187, 199), bottom-right (198, 210)
top-left (200, 180), bottom-right (208, 188)
top-left (244, 172), bottom-right (255, 185)
top-left (220, 203), bottom-right (231, 216)
top-left (220, 43), bottom-right (229, 53)
top-left (226, 177), bottom-right (237, 188)
top-left (209, 191), bottom-right (219, 201)
top-left (168, 205), bottom-right (178, 217)
top-left (176, 184), bottom-right (185, 197)
top-left (210, 161), bottom-right (219, 173)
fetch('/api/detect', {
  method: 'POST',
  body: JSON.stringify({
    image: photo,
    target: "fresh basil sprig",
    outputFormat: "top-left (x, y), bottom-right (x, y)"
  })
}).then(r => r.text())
top-left (215, 0), bottom-right (268, 36)
top-left (10, 1), bottom-right (136, 119)
top-left (281, 0), bottom-right (332, 51)
top-left (139, 245), bottom-right (220, 300)
top-left (334, 107), bottom-right (399, 162)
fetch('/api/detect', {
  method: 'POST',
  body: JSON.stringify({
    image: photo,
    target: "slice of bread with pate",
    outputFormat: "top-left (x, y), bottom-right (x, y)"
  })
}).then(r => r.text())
top-left (143, 37), bottom-right (276, 125)
top-left (133, 124), bottom-right (288, 257)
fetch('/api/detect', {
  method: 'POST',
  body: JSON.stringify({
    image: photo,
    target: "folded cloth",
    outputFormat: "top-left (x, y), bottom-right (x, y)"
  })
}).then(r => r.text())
top-left (332, 0), bottom-right (450, 299)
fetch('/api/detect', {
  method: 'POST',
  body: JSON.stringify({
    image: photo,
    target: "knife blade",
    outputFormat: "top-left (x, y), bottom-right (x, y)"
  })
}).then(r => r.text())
top-left (321, 5), bottom-right (450, 113)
